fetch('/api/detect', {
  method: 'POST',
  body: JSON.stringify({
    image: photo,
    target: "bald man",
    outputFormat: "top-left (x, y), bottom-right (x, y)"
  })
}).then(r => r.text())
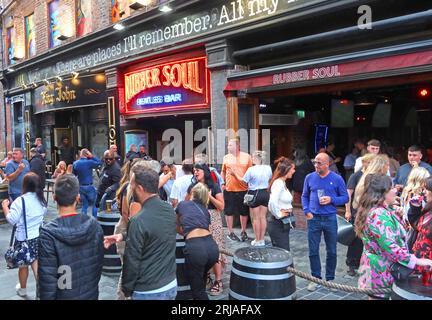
top-left (96, 150), bottom-right (122, 209)
top-left (301, 152), bottom-right (349, 292)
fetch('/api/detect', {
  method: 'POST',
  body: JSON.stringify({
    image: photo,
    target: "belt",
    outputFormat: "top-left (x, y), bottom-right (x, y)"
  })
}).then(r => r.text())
top-left (80, 183), bottom-right (93, 186)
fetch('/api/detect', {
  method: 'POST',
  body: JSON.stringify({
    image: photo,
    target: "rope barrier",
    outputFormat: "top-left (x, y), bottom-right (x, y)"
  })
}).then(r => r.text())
top-left (220, 248), bottom-right (392, 296)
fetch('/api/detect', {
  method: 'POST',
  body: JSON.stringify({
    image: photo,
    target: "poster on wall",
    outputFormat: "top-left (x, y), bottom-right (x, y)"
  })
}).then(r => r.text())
top-left (25, 14), bottom-right (36, 58)
top-left (49, 0), bottom-right (61, 48)
top-left (124, 130), bottom-right (148, 156)
top-left (111, 0), bottom-right (131, 23)
top-left (77, 0), bottom-right (93, 37)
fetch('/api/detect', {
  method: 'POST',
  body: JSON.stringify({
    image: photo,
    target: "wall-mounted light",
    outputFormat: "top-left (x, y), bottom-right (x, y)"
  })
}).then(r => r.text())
top-left (31, 82), bottom-right (37, 88)
top-left (7, 67), bottom-right (15, 72)
top-left (22, 83), bottom-right (28, 89)
top-left (159, 4), bottom-right (172, 12)
top-left (113, 23), bottom-right (125, 30)
top-left (44, 79), bottom-right (50, 85)
top-left (57, 34), bottom-right (71, 41)
top-left (56, 76), bottom-right (62, 82)
top-left (71, 71), bottom-right (79, 80)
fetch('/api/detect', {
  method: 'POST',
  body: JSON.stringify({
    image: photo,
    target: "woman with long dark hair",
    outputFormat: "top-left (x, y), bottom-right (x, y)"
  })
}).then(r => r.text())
top-left (355, 173), bottom-right (432, 300)
top-left (268, 157), bottom-right (296, 251)
top-left (187, 163), bottom-right (225, 296)
top-left (2, 172), bottom-right (47, 298)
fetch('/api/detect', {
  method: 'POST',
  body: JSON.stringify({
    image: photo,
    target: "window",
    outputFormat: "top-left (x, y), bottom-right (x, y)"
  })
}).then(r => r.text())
top-left (25, 14), bottom-right (36, 58)
top-left (77, 0), bottom-right (92, 37)
top-left (5, 26), bottom-right (15, 65)
top-left (48, 0), bottom-right (61, 48)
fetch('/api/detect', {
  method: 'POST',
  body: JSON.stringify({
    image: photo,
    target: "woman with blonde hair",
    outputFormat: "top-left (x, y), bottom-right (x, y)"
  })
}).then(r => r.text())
top-left (401, 165), bottom-right (430, 221)
top-left (229, 150), bottom-right (272, 246)
top-left (175, 182), bottom-right (219, 300)
top-left (352, 154), bottom-right (389, 210)
top-left (52, 161), bottom-right (67, 179)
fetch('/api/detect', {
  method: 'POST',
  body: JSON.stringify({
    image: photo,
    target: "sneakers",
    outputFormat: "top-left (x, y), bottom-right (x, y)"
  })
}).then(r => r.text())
top-left (240, 231), bottom-right (249, 242)
top-left (227, 232), bottom-right (241, 242)
top-left (15, 283), bottom-right (27, 297)
top-left (209, 280), bottom-right (223, 296)
top-left (307, 282), bottom-right (321, 292)
top-left (327, 280), bottom-right (338, 292)
top-left (251, 239), bottom-right (265, 246)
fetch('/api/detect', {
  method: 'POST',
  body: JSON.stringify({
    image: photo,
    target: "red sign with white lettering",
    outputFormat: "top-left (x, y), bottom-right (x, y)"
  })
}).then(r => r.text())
top-left (123, 56), bottom-right (210, 115)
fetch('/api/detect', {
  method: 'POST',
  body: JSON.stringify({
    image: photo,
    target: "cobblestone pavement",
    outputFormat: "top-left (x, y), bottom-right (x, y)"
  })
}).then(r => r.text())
top-left (0, 196), bottom-right (366, 300)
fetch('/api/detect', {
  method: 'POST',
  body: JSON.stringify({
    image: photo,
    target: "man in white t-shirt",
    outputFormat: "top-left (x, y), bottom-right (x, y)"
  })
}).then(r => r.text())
top-left (354, 139), bottom-right (381, 172)
top-left (170, 160), bottom-right (194, 208)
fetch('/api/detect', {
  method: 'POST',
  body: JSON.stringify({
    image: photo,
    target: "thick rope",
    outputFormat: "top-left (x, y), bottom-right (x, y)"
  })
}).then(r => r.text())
top-left (220, 248), bottom-right (392, 296)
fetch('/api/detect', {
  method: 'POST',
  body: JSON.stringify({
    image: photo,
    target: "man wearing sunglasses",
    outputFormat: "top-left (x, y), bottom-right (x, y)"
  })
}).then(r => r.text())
top-left (96, 150), bottom-right (122, 209)
top-left (302, 152), bottom-right (349, 292)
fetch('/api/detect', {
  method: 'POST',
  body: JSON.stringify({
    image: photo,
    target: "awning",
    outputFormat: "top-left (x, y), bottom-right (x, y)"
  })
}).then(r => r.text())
top-left (225, 41), bottom-right (432, 94)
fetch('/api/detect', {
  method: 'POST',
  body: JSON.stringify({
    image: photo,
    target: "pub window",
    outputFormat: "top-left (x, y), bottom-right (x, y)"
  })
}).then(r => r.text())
top-left (77, 0), bottom-right (93, 37)
top-left (48, 0), bottom-right (62, 48)
top-left (25, 13), bottom-right (36, 58)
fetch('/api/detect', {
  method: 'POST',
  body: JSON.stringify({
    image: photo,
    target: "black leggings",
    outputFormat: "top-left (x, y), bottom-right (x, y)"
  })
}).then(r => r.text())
top-left (184, 235), bottom-right (219, 300)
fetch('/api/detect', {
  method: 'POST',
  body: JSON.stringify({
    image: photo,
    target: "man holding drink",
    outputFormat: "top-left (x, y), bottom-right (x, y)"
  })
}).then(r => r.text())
top-left (302, 153), bottom-right (349, 292)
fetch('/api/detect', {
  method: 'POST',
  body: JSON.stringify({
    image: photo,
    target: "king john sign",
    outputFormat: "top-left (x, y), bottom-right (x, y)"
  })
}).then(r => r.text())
top-left (123, 56), bottom-right (210, 115)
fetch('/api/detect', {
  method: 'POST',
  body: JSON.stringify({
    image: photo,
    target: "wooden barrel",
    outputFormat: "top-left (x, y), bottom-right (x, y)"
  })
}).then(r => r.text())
top-left (391, 277), bottom-right (432, 300)
top-left (97, 211), bottom-right (122, 276)
top-left (229, 246), bottom-right (296, 300)
top-left (0, 183), bottom-right (8, 222)
top-left (175, 233), bottom-right (192, 300)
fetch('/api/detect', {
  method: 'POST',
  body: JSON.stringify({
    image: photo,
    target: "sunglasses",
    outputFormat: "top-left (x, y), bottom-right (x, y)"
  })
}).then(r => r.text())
top-left (312, 160), bottom-right (326, 166)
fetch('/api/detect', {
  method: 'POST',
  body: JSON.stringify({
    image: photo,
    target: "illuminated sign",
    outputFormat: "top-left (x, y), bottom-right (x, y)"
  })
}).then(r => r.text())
top-left (123, 56), bottom-right (209, 115)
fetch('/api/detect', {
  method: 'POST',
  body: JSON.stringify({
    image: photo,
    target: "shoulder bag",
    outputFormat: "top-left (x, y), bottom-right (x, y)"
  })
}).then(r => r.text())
top-left (4, 198), bottom-right (31, 269)
top-left (244, 190), bottom-right (259, 207)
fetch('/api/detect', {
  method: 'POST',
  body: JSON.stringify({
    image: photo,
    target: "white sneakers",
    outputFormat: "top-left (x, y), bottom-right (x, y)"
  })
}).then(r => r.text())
top-left (307, 282), bottom-right (321, 292)
top-left (15, 283), bottom-right (27, 297)
top-left (251, 239), bottom-right (265, 247)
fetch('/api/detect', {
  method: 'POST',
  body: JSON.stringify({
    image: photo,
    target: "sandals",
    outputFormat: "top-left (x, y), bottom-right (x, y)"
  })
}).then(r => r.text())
top-left (209, 280), bottom-right (223, 296)
top-left (206, 274), bottom-right (213, 290)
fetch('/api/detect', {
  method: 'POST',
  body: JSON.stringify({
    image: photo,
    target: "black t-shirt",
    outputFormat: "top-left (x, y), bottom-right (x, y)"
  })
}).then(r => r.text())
top-left (175, 200), bottom-right (211, 237)
top-left (187, 182), bottom-right (222, 210)
top-left (347, 170), bottom-right (363, 218)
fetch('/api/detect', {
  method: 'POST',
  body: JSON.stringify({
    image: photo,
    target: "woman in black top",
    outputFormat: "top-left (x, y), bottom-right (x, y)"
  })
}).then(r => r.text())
top-left (187, 163), bottom-right (225, 296)
top-left (176, 183), bottom-right (219, 300)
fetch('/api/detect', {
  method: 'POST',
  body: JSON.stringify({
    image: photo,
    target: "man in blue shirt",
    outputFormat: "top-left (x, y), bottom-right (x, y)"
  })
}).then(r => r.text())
top-left (73, 148), bottom-right (102, 217)
top-left (394, 145), bottom-right (432, 187)
top-left (302, 152), bottom-right (349, 292)
top-left (5, 148), bottom-right (30, 201)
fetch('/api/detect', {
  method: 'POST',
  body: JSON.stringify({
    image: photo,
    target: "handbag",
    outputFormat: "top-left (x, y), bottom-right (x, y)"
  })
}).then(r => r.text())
top-left (390, 262), bottom-right (414, 281)
top-left (244, 190), bottom-right (259, 207)
top-left (4, 198), bottom-right (30, 269)
top-left (336, 214), bottom-right (356, 246)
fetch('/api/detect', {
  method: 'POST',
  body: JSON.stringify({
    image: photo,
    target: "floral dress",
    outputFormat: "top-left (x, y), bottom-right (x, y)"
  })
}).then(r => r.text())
top-left (412, 211), bottom-right (432, 273)
top-left (358, 205), bottom-right (417, 299)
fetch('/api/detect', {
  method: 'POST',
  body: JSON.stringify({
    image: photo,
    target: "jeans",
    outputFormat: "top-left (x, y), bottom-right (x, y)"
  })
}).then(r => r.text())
top-left (267, 218), bottom-right (291, 251)
top-left (79, 185), bottom-right (97, 217)
top-left (307, 214), bottom-right (337, 280)
top-left (132, 286), bottom-right (177, 300)
top-left (184, 235), bottom-right (219, 300)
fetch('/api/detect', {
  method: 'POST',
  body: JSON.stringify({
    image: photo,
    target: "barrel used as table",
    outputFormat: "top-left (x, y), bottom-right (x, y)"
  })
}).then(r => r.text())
top-left (229, 246), bottom-right (296, 300)
top-left (175, 233), bottom-right (192, 300)
top-left (391, 276), bottom-right (432, 300)
top-left (97, 211), bottom-right (122, 276)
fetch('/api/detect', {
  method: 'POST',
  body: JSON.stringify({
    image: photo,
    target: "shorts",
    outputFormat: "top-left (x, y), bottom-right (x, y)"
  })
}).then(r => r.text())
top-left (223, 190), bottom-right (249, 216)
top-left (247, 189), bottom-right (270, 208)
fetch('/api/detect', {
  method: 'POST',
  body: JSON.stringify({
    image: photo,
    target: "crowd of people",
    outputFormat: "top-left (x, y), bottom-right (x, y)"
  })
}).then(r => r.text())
top-left (1, 135), bottom-right (432, 300)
